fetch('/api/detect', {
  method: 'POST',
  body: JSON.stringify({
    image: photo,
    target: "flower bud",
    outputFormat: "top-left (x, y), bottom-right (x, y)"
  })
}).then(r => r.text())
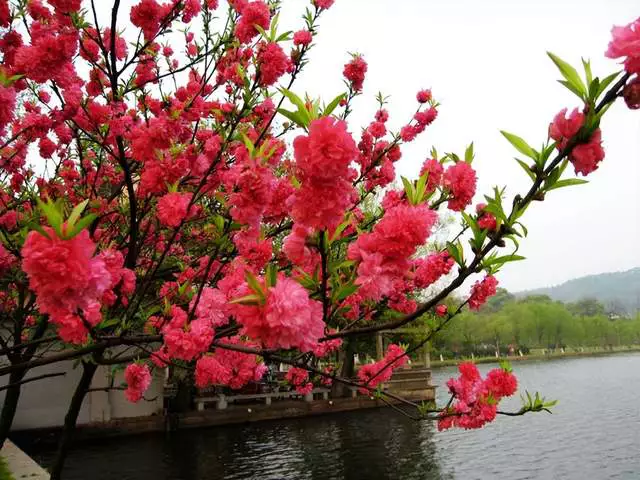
top-left (623, 78), bottom-right (640, 110)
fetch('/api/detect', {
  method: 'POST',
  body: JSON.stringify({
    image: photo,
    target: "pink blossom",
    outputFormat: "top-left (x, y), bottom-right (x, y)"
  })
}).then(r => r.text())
top-left (623, 78), bottom-right (640, 109)
top-left (48, 0), bottom-right (81, 13)
top-left (256, 41), bottom-right (291, 86)
top-left (0, 0), bottom-right (9, 27)
top-left (0, 244), bottom-right (15, 273)
top-left (468, 275), bottom-right (498, 311)
top-left (189, 287), bottom-right (229, 327)
top-left (416, 89), bottom-right (432, 103)
top-left (130, 0), bottom-right (172, 40)
top-left (291, 116), bottom-right (358, 230)
top-left (124, 363), bottom-right (152, 403)
top-left (235, 276), bottom-right (325, 352)
top-left (195, 339), bottom-right (266, 389)
top-left (0, 85), bottom-right (16, 137)
top-left (343, 55), bottom-right (367, 92)
top-left (285, 367), bottom-right (313, 395)
top-left (435, 304), bottom-right (448, 317)
top-left (235, 1), bottom-right (270, 44)
top-left (163, 306), bottom-right (214, 361)
top-left (485, 368), bottom-right (518, 399)
top-left (293, 30), bottom-right (312, 47)
top-left (314, 0), bottom-right (334, 9)
top-left (443, 162), bottom-right (477, 212)
top-left (400, 125), bottom-right (418, 142)
top-left (349, 204), bottom-right (437, 300)
top-left (367, 121), bottom-right (386, 139)
top-left (283, 225), bottom-right (319, 272)
top-left (606, 17), bottom-right (640, 73)
top-left (157, 192), bottom-right (193, 228)
top-left (549, 108), bottom-right (585, 150)
top-left (375, 109), bottom-right (389, 123)
top-left (0, 211), bottom-right (18, 231)
top-left (356, 344), bottom-right (408, 393)
top-left (414, 107), bottom-right (437, 127)
top-left (476, 204), bottom-right (498, 231)
top-left (311, 336), bottom-right (342, 358)
top-left (419, 158), bottom-right (444, 194)
top-left (413, 252), bottom-right (454, 289)
top-left (439, 363), bottom-right (518, 431)
top-left (570, 129), bottom-right (605, 176)
top-left (21, 228), bottom-right (111, 344)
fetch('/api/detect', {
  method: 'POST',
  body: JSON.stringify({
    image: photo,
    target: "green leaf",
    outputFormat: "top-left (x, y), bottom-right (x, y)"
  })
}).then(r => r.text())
top-left (213, 215), bottom-right (225, 233)
top-left (67, 214), bottom-right (97, 239)
top-left (229, 294), bottom-right (263, 305)
top-left (499, 359), bottom-right (513, 373)
top-left (401, 176), bottom-right (416, 205)
top-left (254, 24), bottom-right (269, 40)
top-left (446, 241), bottom-right (463, 266)
top-left (66, 200), bottom-right (89, 229)
top-left (415, 172), bottom-right (429, 203)
top-left (279, 88), bottom-right (311, 125)
top-left (505, 234), bottom-right (520, 251)
top-left (483, 254), bottom-right (526, 267)
top-left (547, 52), bottom-right (587, 99)
top-left (546, 178), bottom-right (589, 191)
top-left (500, 131), bottom-right (536, 160)
top-left (36, 198), bottom-right (63, 238)
top-left (266, 264), bottom-right (278, 288)
top-left (559, 80), bottom-right (586, 101)
top-left (588, 78), bottom-right (600, 102)
top-left (464, 142), bottom-right (474, 163)
top-left (515, 221), bottom-right (528, 237)
top-left (269, 12), bottom-right (280, 41)
top-left (482, 203), bottom-right (507, 223)
top-left (515, 158), bottom-right (536, 181)
top-left (323, 93), bottom-right (346, 117)
top-left (461, 212), bottom-right (480, 242)
top-left (245, 271), bottom-right (265, 299)
top-left (334, 282), bottom-right (359, 302)
top-left (330, 219), bottom-right (351, 242)
top-left (276, 30), bottom-right (293, 42)
top-left (277, 108), bottom-right (305, 128)
top-left (596, 71), bottom-right (621, 99)
top-left (582, 58), bottom-right (593, 86)
top-left (239, 131), bottom-right (255, 156)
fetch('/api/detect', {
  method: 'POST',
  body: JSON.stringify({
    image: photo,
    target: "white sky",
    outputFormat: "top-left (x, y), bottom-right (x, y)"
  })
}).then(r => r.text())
top-left (278, 0), bottom-right (640, 292)
top-left (92, 0), bottom-right (640, 292)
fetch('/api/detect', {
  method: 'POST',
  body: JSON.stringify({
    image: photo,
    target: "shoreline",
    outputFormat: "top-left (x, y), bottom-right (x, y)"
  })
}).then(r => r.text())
top-left (428, 346), bottom-right (640, 368)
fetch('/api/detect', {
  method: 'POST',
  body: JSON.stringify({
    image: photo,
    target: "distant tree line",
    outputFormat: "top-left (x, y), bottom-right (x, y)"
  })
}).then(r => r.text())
top-left (421, 290), bottom-right (640, 358)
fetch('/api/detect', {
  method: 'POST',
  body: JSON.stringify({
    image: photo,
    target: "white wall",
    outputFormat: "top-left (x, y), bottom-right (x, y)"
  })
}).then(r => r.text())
top-left (0, 361), bottom-right (164, 431)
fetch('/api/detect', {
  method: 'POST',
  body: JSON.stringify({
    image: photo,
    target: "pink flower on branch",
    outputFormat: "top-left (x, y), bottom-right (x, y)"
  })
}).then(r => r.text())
top-left (468, 275), bottom-right (499, 311)
top-left (438, 362), bottom-right (517, 430)
top-left (606, 17), bottom-right (640, 74)
top-left (124, 363), bottom-right (152, 403)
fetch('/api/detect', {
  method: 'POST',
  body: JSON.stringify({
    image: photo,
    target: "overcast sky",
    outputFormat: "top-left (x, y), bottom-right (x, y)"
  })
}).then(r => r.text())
top-left (95, 0), bottom-right (640, 292)
top-left (276, 0), bottom-right (640, 292)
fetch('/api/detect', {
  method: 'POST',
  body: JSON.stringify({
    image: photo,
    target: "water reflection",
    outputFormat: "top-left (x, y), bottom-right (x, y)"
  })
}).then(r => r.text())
top-left (24, 353), bottom-right (640, 480)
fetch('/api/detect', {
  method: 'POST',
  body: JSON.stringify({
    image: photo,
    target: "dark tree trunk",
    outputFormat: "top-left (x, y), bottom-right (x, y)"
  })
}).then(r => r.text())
top-left (332, 339), bottom-right (355, 398)
top-left (0, 369), bottom-right (25, 449)
top-left (169, 378), bottom-right (192, 413)
top-left (50, 361), bottom-right (97, 480)
top-left (0, 320), bottom-right (48, 448)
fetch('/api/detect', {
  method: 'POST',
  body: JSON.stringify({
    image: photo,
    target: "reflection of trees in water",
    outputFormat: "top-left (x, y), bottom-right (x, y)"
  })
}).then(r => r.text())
top-left (30, 409), bottom-right (449, 479)
top-left (165, 409), bottom-right (447, 480)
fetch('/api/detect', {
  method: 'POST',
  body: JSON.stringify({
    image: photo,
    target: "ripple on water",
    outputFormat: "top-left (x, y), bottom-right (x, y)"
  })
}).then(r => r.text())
top-left (21, 353), bottom-right (640, 480)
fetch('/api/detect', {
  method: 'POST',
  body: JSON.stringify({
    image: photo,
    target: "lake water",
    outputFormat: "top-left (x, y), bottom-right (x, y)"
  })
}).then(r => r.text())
top-left (24, 353), bottom-right (640, 479)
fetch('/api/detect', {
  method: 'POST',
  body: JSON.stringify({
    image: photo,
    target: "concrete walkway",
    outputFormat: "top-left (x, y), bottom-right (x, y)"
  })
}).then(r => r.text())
top-left (2, 440), bottom-right (49, 479)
